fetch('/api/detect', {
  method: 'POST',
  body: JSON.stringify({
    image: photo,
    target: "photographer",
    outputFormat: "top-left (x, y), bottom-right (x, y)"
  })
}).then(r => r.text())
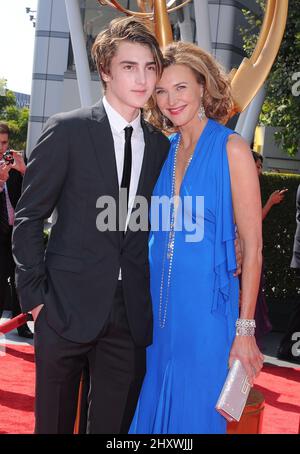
top-left (0, 122), bottom-right (32, 338)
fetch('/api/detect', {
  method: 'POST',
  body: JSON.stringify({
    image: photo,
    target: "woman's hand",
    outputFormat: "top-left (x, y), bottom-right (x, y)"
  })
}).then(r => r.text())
top-left (0, 161), bottom-right (11, 185)
top-left (229, 336), bottom-right (264, 385)
top-left (268, 189), bottom-right (287, 206)
top-left (31, 304), bottom-right (44, 322)
top-left (233, 236), bottom-right (242, 276)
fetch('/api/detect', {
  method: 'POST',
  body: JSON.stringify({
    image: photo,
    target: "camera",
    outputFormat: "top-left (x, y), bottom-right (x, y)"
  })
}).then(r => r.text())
top-left (2, 150), bottom-right (14, 165)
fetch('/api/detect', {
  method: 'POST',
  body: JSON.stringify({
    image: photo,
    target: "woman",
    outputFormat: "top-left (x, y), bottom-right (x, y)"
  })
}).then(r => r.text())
top-left (130, 42), bottom-right (264, 434)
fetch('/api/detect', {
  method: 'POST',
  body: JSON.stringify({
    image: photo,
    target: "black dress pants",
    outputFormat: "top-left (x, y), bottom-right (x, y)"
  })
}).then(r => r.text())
top-left (0, 231), bottom-right (22, 319)
top-left (34, 282), bottom-right (146, 434)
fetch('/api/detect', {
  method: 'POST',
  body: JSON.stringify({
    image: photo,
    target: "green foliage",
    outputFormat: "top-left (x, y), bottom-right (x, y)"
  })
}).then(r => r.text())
top-left (241, 0), bottom-right (300, 156)
top-left (4, 106), bottom-right (29, 150)
top-left (0, 79), bottom-right (29, 150)
top-left (261, 173), bottom-right (300, 304)
top-left (0, 81), bottom-right (15, 111)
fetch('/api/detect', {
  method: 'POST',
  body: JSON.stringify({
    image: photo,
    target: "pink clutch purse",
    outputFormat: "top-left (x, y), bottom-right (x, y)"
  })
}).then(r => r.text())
top-left (215, 359), bottom-right (251, 422)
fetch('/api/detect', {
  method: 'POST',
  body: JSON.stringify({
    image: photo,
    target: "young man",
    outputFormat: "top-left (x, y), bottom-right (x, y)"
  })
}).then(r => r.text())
top-left (12, 17), bottom-right (170, 434)
top-left (0, 123), bottom-right (33, 338)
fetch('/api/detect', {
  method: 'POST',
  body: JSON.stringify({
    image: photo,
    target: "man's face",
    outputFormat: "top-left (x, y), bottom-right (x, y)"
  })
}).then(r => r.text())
top-left (103, 41), bottom-right (158, 118)
top-left (0, 133), bottom-right (9, 160)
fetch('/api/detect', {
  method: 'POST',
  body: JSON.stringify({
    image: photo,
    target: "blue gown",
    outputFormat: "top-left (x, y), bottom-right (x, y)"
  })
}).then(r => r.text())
top-left (130, 119), bottom-right (239, 434)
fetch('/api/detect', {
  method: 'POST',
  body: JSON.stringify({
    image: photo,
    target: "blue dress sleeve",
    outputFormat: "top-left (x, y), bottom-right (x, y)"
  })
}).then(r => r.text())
top-left (212, 130), bottom-right (237, 316)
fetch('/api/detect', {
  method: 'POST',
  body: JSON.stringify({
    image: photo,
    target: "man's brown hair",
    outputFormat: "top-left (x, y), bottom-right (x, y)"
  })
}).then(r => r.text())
top-left (0, 123), bottom-right (10, 137)
top-left (91, 17), bottom-right (163, 90)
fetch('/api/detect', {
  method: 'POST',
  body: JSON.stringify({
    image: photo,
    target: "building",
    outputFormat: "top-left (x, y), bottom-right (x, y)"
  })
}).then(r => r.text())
top-left (13, 91), bottom-right (31, 109)
top-left (255, 126), bottom-right (300, 174)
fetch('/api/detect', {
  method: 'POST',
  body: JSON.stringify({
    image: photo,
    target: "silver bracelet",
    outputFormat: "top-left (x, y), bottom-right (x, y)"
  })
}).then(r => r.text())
top-left (235, 318), bottom-right (256, 336)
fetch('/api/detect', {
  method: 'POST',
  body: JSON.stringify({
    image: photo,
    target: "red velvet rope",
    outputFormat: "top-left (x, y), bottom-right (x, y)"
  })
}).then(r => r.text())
top-left (0, 314), bottom-right (30, 335)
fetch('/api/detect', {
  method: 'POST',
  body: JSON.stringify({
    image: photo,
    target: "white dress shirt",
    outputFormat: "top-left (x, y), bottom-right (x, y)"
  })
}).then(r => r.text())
top-left (103, 97), bottom-right (145, 279)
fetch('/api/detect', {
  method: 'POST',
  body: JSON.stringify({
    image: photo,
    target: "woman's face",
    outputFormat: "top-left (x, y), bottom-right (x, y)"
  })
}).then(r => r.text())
top-left (155, 64), bottom-right (204, 128)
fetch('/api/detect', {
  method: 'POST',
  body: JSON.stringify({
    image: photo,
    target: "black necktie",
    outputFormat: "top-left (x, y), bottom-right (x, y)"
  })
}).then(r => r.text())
top-left (0, 187), bottom-right (10, 234)
top-left (121, 126), bottom-right (133, 208)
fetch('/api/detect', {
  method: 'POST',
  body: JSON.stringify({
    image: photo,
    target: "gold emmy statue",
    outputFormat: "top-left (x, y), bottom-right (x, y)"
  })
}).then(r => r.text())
top-left (98, 0), bottom-right (289, 116)
top-left (230, 0), bottom-right (289, 115)
top-left (98, 1), bottom-right (192, 48)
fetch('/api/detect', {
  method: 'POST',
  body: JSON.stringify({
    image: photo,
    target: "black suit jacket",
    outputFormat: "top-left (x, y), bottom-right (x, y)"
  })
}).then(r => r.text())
top-left (6, 169), bottom-right (23, 209)
top-left (291, 184), bottom-right (300, 269)
top-left (12, 101), bottom-right (170, 345)
top-left (6, 169), bottom-right (23, 208)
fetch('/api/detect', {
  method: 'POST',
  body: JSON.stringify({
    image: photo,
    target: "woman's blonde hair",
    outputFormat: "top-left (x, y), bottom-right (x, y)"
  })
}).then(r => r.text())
top-left (145, 41), bottom-right (234, 131)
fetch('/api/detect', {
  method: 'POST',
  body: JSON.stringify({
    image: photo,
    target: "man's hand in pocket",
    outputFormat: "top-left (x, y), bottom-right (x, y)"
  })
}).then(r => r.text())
top-left (31, 304), bottom-right (44, 322)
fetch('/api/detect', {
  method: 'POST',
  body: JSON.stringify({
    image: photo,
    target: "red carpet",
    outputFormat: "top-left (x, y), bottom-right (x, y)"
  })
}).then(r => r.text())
top-left (0, 345), bottom-right (299, 434)
top-left (254, 364), bottom-right (300, 434)
top-left (0, 345), bottom-right (35, 434)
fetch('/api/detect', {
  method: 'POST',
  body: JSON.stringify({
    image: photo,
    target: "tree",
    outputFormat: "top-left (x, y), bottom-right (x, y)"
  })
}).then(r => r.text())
top-left (0, 79), bottom-right (29, 150)
top-left (241, 0), bottom-right (300, 156)
top-left (0, 78), bottom-right (15, 111)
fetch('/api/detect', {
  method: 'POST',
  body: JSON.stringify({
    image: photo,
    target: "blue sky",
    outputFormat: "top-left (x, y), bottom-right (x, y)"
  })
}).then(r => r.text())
top-left (0, 0), bottom-right (38, 94)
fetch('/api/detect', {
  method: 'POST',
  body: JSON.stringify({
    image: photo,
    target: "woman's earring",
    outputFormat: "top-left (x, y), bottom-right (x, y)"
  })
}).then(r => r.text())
top-left (198, 103), bottom-right (206, 121)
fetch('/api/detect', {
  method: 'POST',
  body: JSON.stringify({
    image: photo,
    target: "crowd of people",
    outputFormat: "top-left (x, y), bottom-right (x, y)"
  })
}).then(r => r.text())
top-left (0, 16), bottom-right (299, 434)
